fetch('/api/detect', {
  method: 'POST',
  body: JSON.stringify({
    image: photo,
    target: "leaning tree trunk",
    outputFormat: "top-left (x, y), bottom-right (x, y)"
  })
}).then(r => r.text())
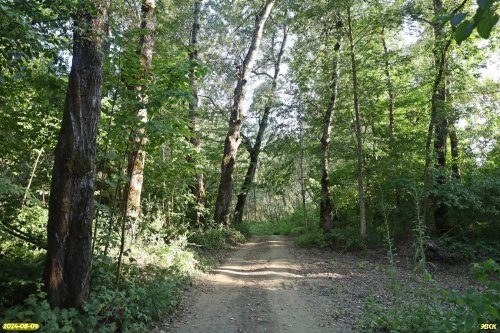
top-left (320, 20), bottom-right (342, 234)
top-left (122, 0), bottom-right (156, 219)
top-left (233, 24), bottom-right (287, 225)
top-left (233, 123), bottom-right (265, 225)
top-left (187, 0), bottom-right (207, 227)
top-left (44, 0), bottom-right (109, 309)
top-left (347, 8), bottom-right (367, 240)
top-left (213, 0), bottom-right (274, 226)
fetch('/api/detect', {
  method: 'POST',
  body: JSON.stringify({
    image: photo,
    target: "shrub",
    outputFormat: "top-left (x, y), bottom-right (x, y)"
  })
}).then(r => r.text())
top-left (438, 236), bottom-right (500, 262)
top-left (329, 225), bottom-right (366, 251)
top-left (358, 259), bottom-right (500, 332)
top-left (189, 227), bottom-right (245, 250)
top-left (0, 237), bottom-right (199, 333)
top-left (294, 229), bottom-right (327, 248)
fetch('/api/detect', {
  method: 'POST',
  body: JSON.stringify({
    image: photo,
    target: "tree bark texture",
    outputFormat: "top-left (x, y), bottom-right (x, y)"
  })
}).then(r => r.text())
top-left (213, 0), bottom-right (274, 226)
top-left (44, 1), bottom-right (109, 309)
top-left (233, 24), bottom-right (287, 225)
top-left (422, 0), bottom-right (467, 230)
top-left (347, 8), bottom-right (367, 239)
top-left (432, 0), bottom-right (449, 235)
top-left (123, 0), bottom-right (155, 218)
top-left (422, 0), bottom-right (451, 228)
top-left (449, 125), bottom-right (460, 178)
top-left (299, 106), bottom-right (308, 229)
top-left (188, 0), bottom-right (207, 227)
top-left (320, 22), bottom-right (342, 234)
top-left (433, 101), bottom-right (448, 234)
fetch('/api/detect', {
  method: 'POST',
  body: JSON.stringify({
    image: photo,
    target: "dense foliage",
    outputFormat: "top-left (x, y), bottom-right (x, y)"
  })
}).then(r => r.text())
top-left (0, 0), bottom-right (498, 331)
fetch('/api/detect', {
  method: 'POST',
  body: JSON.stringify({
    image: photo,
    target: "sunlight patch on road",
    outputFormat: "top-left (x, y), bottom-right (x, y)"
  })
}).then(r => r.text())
top-left (213, 268), bottom-right (304, 278)
top-left (304, 272), bottom-right (345, 278)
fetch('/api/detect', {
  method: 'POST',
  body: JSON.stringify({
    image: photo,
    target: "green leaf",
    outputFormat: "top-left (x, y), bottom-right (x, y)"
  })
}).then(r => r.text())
top-left (473, 7), bottom-right (487, 24)
top-left (451, 13), bottom-right (467, 27)
top-left (455, 20), bottom-right (475, 44)
top-left (477, 0), bottom-right (494, 9)
top-left (476, 12), bottom-right (499, 38)
top-left (433, 14), bottom-right (450, 24)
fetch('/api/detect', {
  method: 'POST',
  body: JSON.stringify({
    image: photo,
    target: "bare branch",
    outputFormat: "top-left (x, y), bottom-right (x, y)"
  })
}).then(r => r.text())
top-left (199, 95), bottom-right (226, 116)
top-left (251, 70), bottom-right (274, 79)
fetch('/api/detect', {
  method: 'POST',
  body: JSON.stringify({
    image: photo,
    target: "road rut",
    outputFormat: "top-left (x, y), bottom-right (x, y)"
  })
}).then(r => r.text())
top-left (154, 235), bottom-right (348, 333)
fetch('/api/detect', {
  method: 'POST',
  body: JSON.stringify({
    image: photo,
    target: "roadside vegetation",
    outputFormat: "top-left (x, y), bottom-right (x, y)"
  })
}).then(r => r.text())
top-left (0, 226), bottom-right (244, 332)
top-left (244, 207), bottom-right (500, 332)
top-left (1, 0), bottom-right (499, 332)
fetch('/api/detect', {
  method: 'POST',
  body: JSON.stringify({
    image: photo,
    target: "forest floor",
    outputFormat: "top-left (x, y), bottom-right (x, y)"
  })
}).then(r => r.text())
top-left (153, 235), bottom-right (471, 333)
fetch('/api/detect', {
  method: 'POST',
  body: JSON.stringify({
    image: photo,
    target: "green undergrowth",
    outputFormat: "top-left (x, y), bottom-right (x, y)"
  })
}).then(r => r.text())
top-left (437, 236), bottom-right (500, 263)
top-left (358, 259), bottom-right (500, 332)
top-left (189, 226), bottom-right (245, 250)
top-left (0, 247), bottom-right (45, 312)
top-left (242, 208), bottom-right (366, 250)
top-left (242, 208), bottom-right (314, 237)
top-left (0, 227), bottom-right (244, 333)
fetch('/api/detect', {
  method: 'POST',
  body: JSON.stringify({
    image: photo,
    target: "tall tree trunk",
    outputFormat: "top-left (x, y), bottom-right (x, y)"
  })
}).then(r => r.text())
top-left (233, 114), bottom-right (266, 225)
top-left (433, 106), bottom-right (448, 235)
top-left (347, 8), bottom-right (367, 240)
top-left (213, 0), bottom-right (274, 226)
top-left (233, 24), bottom-right (287, 225)
top-left (449, 125), bottom-right (460, 178)
top-left (380, 26), bottom-right (401, 224)
top-left (422, 0), bottom-right (467, 230)
top-left (122, 0), bottom-right (156, 219)
top-left (299, 106), bottom-right (308, 230)
top-left (422, 63), bottom-right (448, 228)
top-left (116, 0), bottom-right (155, 287)
top-left (44, 0), bottom-right (109, 309)
top-left (381, 26), bottom-right (395, 139)
top-left (320, 21), bottom-right (342, 234)
top-left (253, 187), bottom-right (257, 221)
top-left (432, 0), bottom-right (449, 235)
top-left (422, 9), bottom-right (452, 229)
top-left (187, 0), bottom-right (207, 227)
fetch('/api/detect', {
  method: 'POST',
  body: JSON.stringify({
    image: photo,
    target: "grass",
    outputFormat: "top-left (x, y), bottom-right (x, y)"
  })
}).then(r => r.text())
top-left (241, 208), bottom-right (331, 248)
top-left (242, 208), bottom-right (311, 237)
top-left (243, 220), bottom-right (301, 236)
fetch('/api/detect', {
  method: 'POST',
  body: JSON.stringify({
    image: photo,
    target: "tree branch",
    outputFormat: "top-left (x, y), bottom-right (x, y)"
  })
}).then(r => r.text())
top-left (251, 70), bottom-right (274, 80)
top-left (240, 132), bottom-right (254, 153)
top-left (199, 94), bottom-right (225, 116)
top-left (0, 220), bottom-right (47, 249)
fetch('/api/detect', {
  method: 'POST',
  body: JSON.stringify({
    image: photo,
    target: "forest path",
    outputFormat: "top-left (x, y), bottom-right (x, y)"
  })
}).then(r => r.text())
top-left (153, 235), bottom-right (351, 333)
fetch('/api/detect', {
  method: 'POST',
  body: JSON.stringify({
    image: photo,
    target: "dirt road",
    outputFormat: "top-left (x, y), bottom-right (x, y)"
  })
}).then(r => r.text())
top-left (153, 235), bottom-right (469, 333)
top-left (154, 235), bottom-right (350, 333)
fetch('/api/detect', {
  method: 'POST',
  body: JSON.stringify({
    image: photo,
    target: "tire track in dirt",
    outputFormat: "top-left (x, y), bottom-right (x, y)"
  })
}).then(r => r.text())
top-left (154, 235), bottom-right (351, 333)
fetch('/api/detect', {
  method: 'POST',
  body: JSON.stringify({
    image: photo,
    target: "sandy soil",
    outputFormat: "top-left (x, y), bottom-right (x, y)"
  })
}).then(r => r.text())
top-left (153, 235), bottom-right (470, 333)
